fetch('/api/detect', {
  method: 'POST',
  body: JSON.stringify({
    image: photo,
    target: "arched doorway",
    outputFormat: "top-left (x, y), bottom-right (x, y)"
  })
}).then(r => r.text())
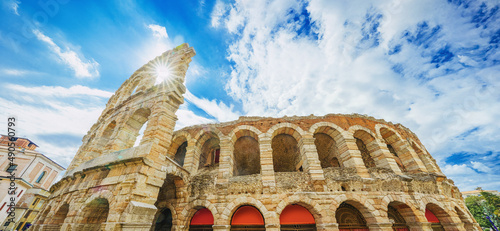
top-left (233, 135), bottom-right (261, 176)
top-left (51, 203), bottom-right (69, 226)
top-left (272, 134), bottom-right (301, 172)
top-left (336, 203), bottom-right (369, 231)
top-left (280, 204), bottom-right (316, 231)
top-left (190, 208), bottom-right (214, 231)
top-left (230, 205), bottom-right (265, 231)
top-left (314, 133), bottom-right (341, 168)
top-left (425, 208), bottom-right (445, 231)
top-left (154, 208), bottom-right (173, 231)
top-left (80, 198), bottom-right (109, 230)
top-left (388, 205), bottom-right (409, 231)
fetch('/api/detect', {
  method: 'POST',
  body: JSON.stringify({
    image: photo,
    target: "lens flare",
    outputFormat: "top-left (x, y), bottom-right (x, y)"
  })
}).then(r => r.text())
top-left (155, 64), bottom-right (172, 85)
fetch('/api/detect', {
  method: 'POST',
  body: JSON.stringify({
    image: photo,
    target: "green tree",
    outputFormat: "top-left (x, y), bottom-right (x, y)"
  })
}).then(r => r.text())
top-left (465, 191), bottom-right (500, 229)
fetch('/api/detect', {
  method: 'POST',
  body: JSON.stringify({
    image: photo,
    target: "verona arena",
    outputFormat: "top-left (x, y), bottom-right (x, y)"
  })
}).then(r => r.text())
top-left (31, 44), bottom-right (480, 231)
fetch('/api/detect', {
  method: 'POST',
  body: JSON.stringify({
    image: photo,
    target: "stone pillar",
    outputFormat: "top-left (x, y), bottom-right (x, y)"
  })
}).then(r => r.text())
top-left (337, 137), bottom-right (370, 178)
top-left (367, 140), bottom-right (402, 174)
top-left (217, 137), bottom-right (234, 185)
top-left (265, 223), bottom-right (280, 231)
top-left (213, 225), bottom-right (231, 231)
top-left (411, 222), bottom-right (434, 231)
top-left (299, 135), bottom-right (326, 191)
top-left (118, 201), bottom-right (158, 231)
top-left (368, 222), bottom-right (394, 231)
top-left (393, 140), bottom-right (427, 173)
top-left (442, 222), bottom-right (466, 231)
top-left (258, 134), bottom-right (276, 188)
top-left (183, 144), bottom-right (197, 173)
top-left (317, 223), bottom-right (339, 231)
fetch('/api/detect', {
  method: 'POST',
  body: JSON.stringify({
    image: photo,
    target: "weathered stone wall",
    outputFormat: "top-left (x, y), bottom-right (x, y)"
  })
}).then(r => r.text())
top-left (31, 44), bottom-right (480, 231)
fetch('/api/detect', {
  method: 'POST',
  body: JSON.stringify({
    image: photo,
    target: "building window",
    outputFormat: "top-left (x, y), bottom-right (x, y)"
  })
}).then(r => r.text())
top-left (36, 171), bottom-right (46, 183)
top-left (6, 164), bottom-right (17, 173)
top-left (24, 210), bottom-right (32, 218)
top-left (32, 198), bottom-right (40, 206)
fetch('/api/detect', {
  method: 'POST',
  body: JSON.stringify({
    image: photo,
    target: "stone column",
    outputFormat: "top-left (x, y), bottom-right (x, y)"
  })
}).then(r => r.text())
top-left (337, 137), bottom-right (370, 178)
top-left (393, 140), bottom-right (427, 173)
top-left (368, 222), bottom-right (394, 231)
top-left (258, 134), bottom-right (276, 189)
top-left (298, 134), bottom-right (326, 191)
top-left (367, 140), bottom-right (402, 174)
top-left (213, 225), bottom-right (231, 231)
top-left (317, 223), bottom-right (339, 231)
top-left (217, 137), bottom-right (234, 185)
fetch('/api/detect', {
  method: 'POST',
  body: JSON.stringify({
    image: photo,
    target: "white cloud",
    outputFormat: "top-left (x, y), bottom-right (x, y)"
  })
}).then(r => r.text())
top-left (148, 24), bottom-right (169, 39)
top-left (6, 84), bottom-right (113, 98)
top-left (184, 90), bottom-right (240, 122)
top-left (0, 85), bottom-right (112, 167)
top-left (470, 161), bottom-right (492, 173)
top-left (175, 106), bottom-right (215, 130)
top-left (210, 0), bottom-right (229, 28)
top-left (0, 68), bottom-right (41, 76)
top-left (4, 0), bottom-right (20, 15)
top-left (33, 29), bottom-right (100, 78)
top-left (215, 0), bottom-right (500, 190)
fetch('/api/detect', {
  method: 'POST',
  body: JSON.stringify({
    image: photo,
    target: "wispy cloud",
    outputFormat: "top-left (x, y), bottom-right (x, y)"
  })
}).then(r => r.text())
top-left (148, 24), bottom-right (169, 39)
top-left (6, 84), bottom-right (113, 98)
top-left (215, 0), bottom-right (500, 191)
top-left (0, 68), bottom-right (41, 76)
top-left (33, 29), bottom-right (100, 78)
top-left (184, 90), bottom-right (239, 122)
top-left (210, 0), bottom-right (229, 28)
top-left (3, 0), bottom-right (21, 15)
top-left (0, 84), bottom-right (112, 167)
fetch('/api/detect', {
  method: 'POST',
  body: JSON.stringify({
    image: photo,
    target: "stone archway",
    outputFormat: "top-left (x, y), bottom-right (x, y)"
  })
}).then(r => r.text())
top-left (336, 202), bottom-right (369, 231)
top-left (280, 204), bottom-right (317, 230)
top-left (79, 198), bottom-right (109, 230)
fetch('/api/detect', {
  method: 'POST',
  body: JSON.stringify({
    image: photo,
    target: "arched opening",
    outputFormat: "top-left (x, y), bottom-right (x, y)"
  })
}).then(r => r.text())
top-left (388, 205), bottom-right (409, 231)
top-left (174, 141), bottom-right (188, 167)
top-left (120, 108), bottom-right (151, 149)
top-left (134, 121), bottom-right (148, 147)
top-left (50, 203), bottom-right (69, 225)
top-left (234, 136), bottom-right (260, 176)
top-left (272, 134), bottom-right (301, 172)
top-left (37, 206), bottom-right (51, 225)
top-left (80, 198), bottom-right (109, 230)
top-left (314, 133), bottom-right (341, 168)
top-left (354, 137), bottom-right (376, 169)
top-left (336, 202), bottom-right (369, 231)
top-left (412, 143), bottom-right (437, 173)
top-left (425, 204), bottom-right (452, 231)
top-left (198, 135), bottom-right (220, 169)
top-left (156, 174), bottom-right (184, 204)
top-left (280, 204), bottom-right (316, 230)
top-left (190, 208), bottom-right (214, 231)
top-left (231, 205), bottom-right (265, 231)
top-left (379, 128), bottom-right (407, 173)
top-left (153, 208), bottom-right (172, 231)
top-left (455, 206), bottom-right (473, 229)
top-left (98, 121), bottom-right (116, 147)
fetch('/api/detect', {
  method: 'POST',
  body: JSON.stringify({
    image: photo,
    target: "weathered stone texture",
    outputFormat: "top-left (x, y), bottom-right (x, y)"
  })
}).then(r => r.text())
top-left (31, 44), bottom-right (480, 231)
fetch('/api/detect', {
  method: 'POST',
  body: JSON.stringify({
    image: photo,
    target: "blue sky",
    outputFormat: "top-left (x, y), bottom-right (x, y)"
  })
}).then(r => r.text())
top-left (0, 0), bottom-right (499, 191)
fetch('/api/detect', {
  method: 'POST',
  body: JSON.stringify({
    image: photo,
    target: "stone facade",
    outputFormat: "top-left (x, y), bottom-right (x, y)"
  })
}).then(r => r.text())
top-left (31, 44), bottom-right (480, 231)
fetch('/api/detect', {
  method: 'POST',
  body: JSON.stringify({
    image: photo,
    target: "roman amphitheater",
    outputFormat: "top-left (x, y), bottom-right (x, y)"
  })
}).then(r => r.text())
top-left (31, 44), bottom-right (480, 231)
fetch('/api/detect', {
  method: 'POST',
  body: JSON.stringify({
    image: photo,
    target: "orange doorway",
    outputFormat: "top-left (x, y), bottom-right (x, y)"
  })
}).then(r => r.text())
top-left (230, 206), bottom-right (265, 231)
top-left (280, 204), bottom-right (317, 231)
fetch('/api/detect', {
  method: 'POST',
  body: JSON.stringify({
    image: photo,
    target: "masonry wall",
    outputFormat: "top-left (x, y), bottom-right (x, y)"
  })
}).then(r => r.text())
top-left (30, 44), bottom-right (479, 231)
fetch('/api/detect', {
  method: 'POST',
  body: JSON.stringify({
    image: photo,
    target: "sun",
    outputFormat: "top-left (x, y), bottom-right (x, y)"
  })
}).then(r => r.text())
top-left (154, 64), bottom-right (172, 85)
